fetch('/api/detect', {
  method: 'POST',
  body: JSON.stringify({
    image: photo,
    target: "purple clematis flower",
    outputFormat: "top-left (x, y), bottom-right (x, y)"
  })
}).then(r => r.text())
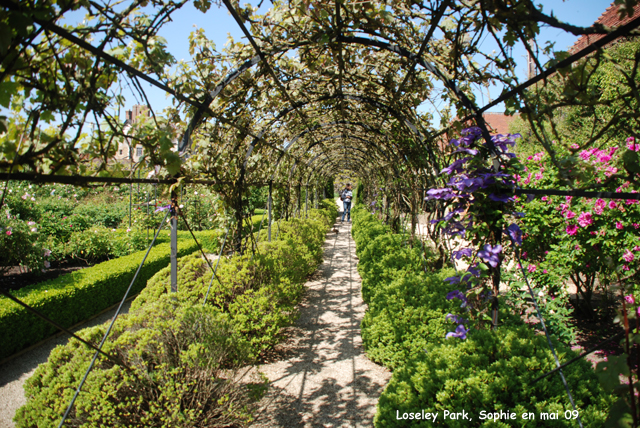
top-left (451, 248), bottom-right (473, 260)
top-left (446, 290), bottom-right (468, 307)
top-left (446, 313), bottom-right (468, 324)
top-left (444, 276), bottom-right (462, 286)
top-left (506, 223), bottom-right (523, 246)
top-left (155, 204), bottom-right (171, 212)
top-left (466, 264), bottom-right (482, 278)
top-left (443, 220), bottom-right (468, 237)
top-left (446, 324), bottom-right (469, 340)
top-left (440, 157), bottom-right (473, 175)
top-left (425, 188), bottom-right (456, 200)
top-left (478, 244), bottom-right (502, 268)
top-left (453, 147), bottom-right (479, 156)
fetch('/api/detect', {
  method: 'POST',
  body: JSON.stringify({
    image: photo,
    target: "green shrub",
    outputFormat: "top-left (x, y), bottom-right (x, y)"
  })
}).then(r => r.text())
top-left (0, 218), bottom-right (44, 274)
top-left (361, 270), bottom-right (456, 369)
top-left (72, 202), bottom-right (127, 228)
top-left (14, 298), bottom-right (261, 428)
top-left (376, 326), bottom-right (613, 427)
top-left (38, 211), bottom-right (91, 242)
top-left (37, 197), bottom-right (77, 218)
top-left (0, 239), bottom-right (200, 360)
top-left (3, 192), bottom-right (42, 222)
top-left (133, 215), bottom-right (329, 358)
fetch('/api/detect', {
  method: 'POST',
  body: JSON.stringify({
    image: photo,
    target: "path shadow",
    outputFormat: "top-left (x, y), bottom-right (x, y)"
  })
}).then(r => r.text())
top-left (250, 219), bottom-right (390, 428)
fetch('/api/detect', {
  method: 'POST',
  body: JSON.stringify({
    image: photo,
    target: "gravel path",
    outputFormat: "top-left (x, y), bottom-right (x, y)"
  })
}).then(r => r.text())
top-left (249, 216), bottom-right (391, 428)
top-left (0, 300), bottom-right (133, 428)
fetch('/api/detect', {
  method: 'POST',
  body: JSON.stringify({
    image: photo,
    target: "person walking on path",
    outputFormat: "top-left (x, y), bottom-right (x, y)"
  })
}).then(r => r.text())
top-left (340, 183), bottom-right (353, 222)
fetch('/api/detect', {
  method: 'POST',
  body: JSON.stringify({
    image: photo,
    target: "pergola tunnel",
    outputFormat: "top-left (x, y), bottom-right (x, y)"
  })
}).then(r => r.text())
top-left (2, 0), bottom-right (640, 426)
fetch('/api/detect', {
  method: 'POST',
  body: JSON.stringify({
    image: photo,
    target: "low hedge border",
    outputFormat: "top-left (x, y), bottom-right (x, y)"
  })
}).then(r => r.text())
top-left (350, 207), bottom-right (612, 427)
top-left (0, 230), bottom-right (221, 360)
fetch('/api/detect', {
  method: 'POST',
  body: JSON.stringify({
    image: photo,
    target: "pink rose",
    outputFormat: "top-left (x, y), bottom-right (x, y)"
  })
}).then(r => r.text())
top-left (570, 144), bottom-right (580, 149)
top-left (543, 269), bottom-right (548, 274)
top-left (5, 230), bottom-right (11, 236)
top-left (577, 212), bottom-right (593, 227)
top-left (623, 264), bottom-right (630, 271)
top-left (609, 201), bottom-right (617, 209)
top-left (625, 295), bottom-right (635, 305)
top-left (623, 249), bottom-right (635, 263)
top-left (594, 199), bottom-right (605, 215)
top-left (565, 210), bottom-right (576, 219)
top-left (617, 222), bottom-right (624, 230)
top-left (528, 264), bottom-right (537, 273)
top-left (566, 225), bottom-right (578, 236)
top-left (579, 150), bottom-right (591, 161)
top-left (566, 196), bottom-right (573, 204)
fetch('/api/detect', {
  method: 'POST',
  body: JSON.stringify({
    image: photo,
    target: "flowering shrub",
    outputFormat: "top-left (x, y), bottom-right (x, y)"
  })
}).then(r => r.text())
top-left (0, 218), bottom-right (45, 274)
top-left (38, 211), bottom-right (91, 242)
top-left (48, 227), bottom-right (149, 263)
top-left (517, 140), bottom-right (640, 317)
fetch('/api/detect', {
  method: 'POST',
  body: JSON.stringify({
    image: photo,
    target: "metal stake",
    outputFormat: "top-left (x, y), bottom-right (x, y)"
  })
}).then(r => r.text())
top-left (268, 180), bottom-right (273, 242)
top-left (170, 193), bottom-right (178, 293)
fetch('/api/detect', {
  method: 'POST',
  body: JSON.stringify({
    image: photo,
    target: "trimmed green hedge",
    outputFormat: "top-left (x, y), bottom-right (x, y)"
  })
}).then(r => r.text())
top-left (350, 207), bottom-right (613, 427)
top-left (0, 236), bottom-right (205, 360)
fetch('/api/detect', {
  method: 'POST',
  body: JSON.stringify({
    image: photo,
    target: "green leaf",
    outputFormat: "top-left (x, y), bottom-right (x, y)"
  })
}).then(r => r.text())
top-left (0, 80), bottom-right (19, 108)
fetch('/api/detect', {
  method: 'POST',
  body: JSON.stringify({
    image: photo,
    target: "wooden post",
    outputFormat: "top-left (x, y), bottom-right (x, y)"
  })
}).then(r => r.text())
top-left (305, 185), bottom-right (309, 218)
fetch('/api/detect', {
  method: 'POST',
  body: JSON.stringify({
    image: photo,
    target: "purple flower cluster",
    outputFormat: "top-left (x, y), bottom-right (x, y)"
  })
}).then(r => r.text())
top-left (446, 324), bottom-right (469, 340)
top-left (446, 290), bottom-right (468, 308)
top-left (427, 127), bottom-right (522, 340)
top-left (477, 244), bottom-right (502, 268)
top-left (505, 223), bottom-right (523, 246)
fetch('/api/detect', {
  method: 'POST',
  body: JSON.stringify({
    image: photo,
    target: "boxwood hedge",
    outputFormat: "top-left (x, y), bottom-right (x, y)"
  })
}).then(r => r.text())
top-left (0, 230), bottom-right (221, 360)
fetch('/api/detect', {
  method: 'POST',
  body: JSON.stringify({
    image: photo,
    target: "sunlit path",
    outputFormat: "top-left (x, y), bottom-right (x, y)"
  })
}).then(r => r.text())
top-left (249, 213), bottom-right (390, 428)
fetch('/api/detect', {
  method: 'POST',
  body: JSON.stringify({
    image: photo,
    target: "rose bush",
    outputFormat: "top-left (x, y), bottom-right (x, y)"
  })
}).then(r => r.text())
top-left (516, 140), bottom-right (640, 318)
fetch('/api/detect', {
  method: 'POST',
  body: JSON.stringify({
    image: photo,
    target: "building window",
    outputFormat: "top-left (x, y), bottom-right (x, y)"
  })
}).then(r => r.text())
top-left (119, 149), bottom-right (123, 155)
top-left (136, 147), bottom-right (143, 157)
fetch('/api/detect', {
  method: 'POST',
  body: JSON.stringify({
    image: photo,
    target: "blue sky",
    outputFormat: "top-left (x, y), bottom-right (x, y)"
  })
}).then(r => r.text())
top-left (63, 0), bottom-right (617, 127)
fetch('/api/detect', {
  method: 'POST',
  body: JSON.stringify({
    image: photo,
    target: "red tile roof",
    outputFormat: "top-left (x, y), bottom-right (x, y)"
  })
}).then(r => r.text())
top-left (482, 112), bottom-right (519, 135)
top-left (569, 2), bottom-right (640, 53)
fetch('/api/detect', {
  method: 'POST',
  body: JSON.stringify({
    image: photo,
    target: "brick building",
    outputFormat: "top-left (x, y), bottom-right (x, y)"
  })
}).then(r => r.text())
top-left (569, 2), bottom-right (640, 54)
